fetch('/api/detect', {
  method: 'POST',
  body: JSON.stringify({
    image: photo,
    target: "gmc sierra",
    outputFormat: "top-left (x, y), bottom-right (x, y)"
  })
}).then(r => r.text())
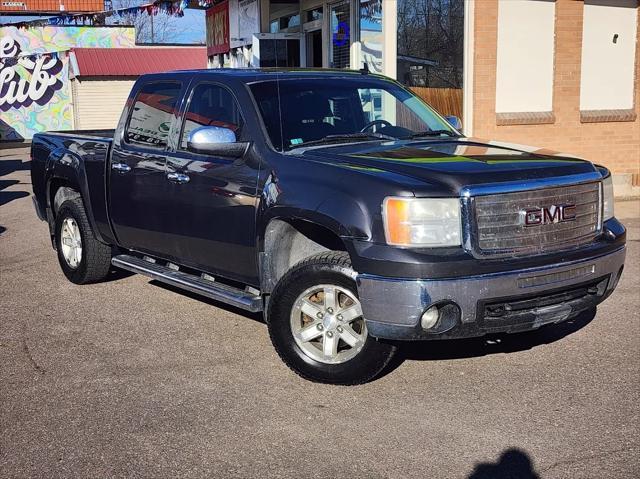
top-left (30, 69), bottom-right (626, 384)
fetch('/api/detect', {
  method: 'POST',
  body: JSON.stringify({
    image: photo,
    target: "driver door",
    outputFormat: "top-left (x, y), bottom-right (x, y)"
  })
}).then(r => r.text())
top-left (161, 81), bottom-right (261, 285)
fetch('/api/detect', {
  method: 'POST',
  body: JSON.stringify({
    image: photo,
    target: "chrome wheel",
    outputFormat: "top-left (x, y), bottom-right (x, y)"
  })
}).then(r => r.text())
top-left (60, 217), bottom-right (82, 269)
top-left (290, 284), bottom-right (368, 365)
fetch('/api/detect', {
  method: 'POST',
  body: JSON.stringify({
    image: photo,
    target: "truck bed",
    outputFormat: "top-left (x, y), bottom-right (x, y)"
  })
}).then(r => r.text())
top-left (35, 129), bottom-right (116, 139)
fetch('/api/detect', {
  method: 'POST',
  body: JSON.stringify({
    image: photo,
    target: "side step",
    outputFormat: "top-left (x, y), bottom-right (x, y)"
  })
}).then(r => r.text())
top-left (112, 254), bottom-right (263, 313)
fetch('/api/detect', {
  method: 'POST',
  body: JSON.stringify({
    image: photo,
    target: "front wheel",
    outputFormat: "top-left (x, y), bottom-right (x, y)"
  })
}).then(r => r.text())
top-left (267, 252), bottom-right (397, 385)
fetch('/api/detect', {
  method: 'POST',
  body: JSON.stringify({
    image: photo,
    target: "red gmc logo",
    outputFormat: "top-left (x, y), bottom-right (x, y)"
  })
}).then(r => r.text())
top-left (520, 204), bottom-right (577, 227)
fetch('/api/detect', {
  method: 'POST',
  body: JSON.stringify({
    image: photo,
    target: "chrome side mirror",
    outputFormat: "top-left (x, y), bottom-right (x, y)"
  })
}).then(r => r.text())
top-left (445, 115), bottom-right (462, 131)
top-left (187, 126), bottom-right (249, 158)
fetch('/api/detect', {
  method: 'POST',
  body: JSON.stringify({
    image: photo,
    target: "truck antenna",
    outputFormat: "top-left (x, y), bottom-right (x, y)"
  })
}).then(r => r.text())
top-left (360, 63), bottom-right (370, 75)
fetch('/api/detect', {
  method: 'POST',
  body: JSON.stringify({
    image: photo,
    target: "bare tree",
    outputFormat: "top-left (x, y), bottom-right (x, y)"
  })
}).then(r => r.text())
top-left (109, 0), bottom-right (182, 44)
top-left (397, 0), bottom-right (464, 88)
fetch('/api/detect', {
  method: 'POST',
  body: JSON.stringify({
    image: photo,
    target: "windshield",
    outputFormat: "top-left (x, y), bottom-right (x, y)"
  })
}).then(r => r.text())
top-left (248, 77), bottom-right (457, 151)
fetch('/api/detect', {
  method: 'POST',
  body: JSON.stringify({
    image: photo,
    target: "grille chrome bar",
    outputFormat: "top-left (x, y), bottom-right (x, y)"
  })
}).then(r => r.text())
top-left (467, 181), bottom-right (602, 257)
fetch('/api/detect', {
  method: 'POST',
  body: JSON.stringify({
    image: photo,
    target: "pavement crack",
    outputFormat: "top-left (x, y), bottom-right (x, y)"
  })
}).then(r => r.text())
top-left (22, 337), bottom-right (45, 375)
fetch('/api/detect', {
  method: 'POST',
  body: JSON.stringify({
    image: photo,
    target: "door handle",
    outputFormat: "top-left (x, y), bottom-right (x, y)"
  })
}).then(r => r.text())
top-left (166, 172), bottom-right (190, 184)
top-left (111, 162), bottom-right (131, 173)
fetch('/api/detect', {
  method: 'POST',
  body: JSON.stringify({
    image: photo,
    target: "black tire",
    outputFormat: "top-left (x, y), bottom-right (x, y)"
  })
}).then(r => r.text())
top-left (54, 197), bottom-right (112, 284)
top-left (267, 252), bottom-right (397, 385)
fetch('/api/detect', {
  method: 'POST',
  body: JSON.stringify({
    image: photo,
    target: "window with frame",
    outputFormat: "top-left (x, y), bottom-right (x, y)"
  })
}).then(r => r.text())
top-left (580, 0), bottom-right (638, 116)
top-left (495, 0), bottom-right (555, 114)
top-left (179, 83), bottom-right (245, 150)
top-left (125, 81), bottom-right (181, 148)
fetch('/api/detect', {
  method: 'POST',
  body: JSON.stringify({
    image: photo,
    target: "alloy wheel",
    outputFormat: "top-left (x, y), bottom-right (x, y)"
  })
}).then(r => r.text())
top-left (290, 284), bottom-right (367, 364)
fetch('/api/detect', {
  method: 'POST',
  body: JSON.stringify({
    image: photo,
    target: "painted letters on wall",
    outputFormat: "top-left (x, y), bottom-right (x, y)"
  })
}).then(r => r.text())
top-left (0, 26), bottom-right (135, 140)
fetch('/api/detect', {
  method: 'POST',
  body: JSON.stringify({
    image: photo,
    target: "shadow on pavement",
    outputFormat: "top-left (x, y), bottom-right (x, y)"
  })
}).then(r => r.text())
top-left (148, 280), bottom-right (265, 324)
top-left (103, 267), bottom-right (135, 283)
top-left (0, 225), bottom-right (6, 235)
top-left (376, 308), bottom-right (596, 379)
top-left (396, 307), bottom-right (596, 362)
top-left (468, 448), bottom-right (540, 479)
top-left (0, 179), bottom-right (30, 207)
top-left (0, 159), bottom-right (31, 175)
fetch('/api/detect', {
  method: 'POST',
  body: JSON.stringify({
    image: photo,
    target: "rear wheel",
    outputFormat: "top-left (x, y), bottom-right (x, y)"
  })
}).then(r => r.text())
top-left (54, 197), bottom-right (112, 284)
top-left (267, 252), bottom-right (397, 385)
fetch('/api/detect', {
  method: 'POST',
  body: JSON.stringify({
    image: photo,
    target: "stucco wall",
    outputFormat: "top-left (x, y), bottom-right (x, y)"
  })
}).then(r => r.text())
top-left (580, 0), bottom-right (637, 111)
top-left (495, 0), bottom-right (555, 114)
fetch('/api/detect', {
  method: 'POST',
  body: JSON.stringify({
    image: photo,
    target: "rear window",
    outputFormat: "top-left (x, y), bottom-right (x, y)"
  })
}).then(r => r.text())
top-left (124, 81), bottom-right (182, 148)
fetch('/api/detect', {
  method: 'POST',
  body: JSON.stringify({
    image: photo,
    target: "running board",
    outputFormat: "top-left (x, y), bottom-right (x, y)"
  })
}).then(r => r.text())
top-left (112, 254), bottom-right (263, 312)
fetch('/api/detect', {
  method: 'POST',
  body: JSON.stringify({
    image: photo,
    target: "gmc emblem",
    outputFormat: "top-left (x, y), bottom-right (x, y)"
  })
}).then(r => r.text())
top-left (520, 204), bottom-right (576, 227)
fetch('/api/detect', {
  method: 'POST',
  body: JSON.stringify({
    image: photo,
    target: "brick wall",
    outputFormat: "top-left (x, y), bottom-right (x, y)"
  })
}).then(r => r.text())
top-left (472, 0), bottom-right (639, 196)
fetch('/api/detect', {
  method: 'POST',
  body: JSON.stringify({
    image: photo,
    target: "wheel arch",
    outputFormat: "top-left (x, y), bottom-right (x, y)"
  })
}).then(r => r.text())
top-left (45, 177), bottom-right (83, 238)
top-left (260, 216), bottom-right (356, 294)
top-left (49, 179), bottom-right (81, 216)
top-left (45, 150), bottom-right (109, 245)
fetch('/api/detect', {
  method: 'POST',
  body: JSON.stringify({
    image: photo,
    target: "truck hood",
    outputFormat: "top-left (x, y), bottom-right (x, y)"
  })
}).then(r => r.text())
top-left (300, 138), bottom-right (602, 195)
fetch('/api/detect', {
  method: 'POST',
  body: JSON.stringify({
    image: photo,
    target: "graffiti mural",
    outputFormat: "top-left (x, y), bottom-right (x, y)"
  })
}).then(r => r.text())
top-left (0, 26), bottom-right (135, 140)
top-left (1, 37), bottom-right (65, 111)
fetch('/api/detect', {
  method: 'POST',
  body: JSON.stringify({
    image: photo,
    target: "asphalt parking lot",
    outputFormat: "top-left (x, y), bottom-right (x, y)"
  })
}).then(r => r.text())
top-left (1, 145), bottom-right (639, 478)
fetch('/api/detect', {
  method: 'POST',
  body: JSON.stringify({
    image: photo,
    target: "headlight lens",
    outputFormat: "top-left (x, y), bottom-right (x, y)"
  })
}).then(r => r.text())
top-left (602, 176), bottom-right (614, 221)
top-left (382, 197), bottom-right (462, 247)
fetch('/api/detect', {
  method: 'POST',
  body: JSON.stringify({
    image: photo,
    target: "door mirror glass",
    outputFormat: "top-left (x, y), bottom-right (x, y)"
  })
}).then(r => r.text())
top-left (189, 125), bottom-right (236, 145)
top-left (445, 115), bottom-right (462, 131)
top-left (187, 126), bottom-right (248, 158)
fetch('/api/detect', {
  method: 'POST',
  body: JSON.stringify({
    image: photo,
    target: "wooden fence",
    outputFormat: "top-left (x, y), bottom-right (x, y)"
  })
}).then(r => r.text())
top-left (410, 87), bottom-right (463, 120)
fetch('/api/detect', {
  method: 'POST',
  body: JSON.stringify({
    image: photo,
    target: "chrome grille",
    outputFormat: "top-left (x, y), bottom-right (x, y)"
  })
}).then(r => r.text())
top-left (472, 182), bottom-right (601, 256)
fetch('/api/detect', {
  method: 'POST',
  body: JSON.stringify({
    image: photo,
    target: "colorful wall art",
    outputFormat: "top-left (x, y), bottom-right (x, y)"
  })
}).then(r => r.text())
top-left (0, 26), bottom-right (135, 140)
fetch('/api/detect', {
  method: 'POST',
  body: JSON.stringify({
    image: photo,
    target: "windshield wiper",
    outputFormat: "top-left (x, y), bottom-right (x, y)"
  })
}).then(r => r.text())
top-left (289, 132), bottom-right (397, 149)
top-left (409, 129), bottom-right (459, 139)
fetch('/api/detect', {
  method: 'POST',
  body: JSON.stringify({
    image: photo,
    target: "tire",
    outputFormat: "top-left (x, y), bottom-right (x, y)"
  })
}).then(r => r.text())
top-left (54, 197), bottom-right (112, 284)
top-left (267, 252), bottom-right (397, 385)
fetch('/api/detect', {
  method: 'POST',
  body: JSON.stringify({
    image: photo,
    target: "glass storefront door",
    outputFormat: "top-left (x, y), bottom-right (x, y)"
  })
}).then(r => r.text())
top-left (329, 1), bottom-right (351, 68)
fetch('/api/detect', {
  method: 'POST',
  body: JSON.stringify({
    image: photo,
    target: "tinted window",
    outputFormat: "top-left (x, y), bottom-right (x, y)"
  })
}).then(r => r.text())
top-left (180, 83), bottom-right (244, 150)
top-left (125, 81), bottom-right (181, 148)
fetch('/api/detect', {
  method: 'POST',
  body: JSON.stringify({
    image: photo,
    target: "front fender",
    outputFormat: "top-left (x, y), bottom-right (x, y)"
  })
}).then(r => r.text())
top-left (256, 174), bottom-right (373, 250)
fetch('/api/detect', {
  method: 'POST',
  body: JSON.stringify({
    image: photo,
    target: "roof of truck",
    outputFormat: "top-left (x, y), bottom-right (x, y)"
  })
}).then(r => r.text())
top-left (161, 68), bottom-right (390, 81)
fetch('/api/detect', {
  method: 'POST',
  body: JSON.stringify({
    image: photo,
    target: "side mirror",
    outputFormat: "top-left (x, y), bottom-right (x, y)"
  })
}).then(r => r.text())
top-left (444, 115), bottom-right (462, 131)
top-left (187, 126), bottom-right (249, 158)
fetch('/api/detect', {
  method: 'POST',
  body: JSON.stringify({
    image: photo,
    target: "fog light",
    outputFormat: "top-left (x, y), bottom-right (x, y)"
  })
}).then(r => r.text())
top-left (421, 306), bottom-right (440, 330)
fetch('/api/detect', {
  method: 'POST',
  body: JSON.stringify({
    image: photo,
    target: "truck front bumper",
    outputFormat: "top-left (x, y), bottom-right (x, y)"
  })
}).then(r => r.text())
top-left (356, 246), bottom-right (626, 340)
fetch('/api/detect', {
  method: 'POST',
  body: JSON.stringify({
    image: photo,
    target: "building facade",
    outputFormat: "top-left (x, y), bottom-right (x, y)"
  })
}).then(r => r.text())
top-left (469, 0), bottom-right (639, 197)
top-left (0, 25), bottom-right (206, 140)
top-left (204, 0), bottom-right (639, 196)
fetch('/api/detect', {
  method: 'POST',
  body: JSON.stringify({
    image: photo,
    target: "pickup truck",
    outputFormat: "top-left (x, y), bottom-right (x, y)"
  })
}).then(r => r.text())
top-left (30, 69), bottom-right (626, 384)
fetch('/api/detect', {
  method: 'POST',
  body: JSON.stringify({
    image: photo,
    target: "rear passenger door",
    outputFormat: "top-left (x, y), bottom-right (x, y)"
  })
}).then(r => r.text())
top-left (109, 79), bottom-right (187, 258)
top-left (161, 81), bottom-right (261, 285)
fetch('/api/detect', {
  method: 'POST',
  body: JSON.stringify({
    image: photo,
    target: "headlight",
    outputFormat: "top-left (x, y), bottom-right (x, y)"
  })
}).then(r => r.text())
top-left (602, 176), bottom-right (614, 221)
top-left (382, 197), bottom-right (462, 247)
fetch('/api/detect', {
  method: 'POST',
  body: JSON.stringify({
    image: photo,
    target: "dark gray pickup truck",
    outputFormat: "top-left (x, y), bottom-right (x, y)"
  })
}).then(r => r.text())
top-left (31, 69), bottom-right (626, 384)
